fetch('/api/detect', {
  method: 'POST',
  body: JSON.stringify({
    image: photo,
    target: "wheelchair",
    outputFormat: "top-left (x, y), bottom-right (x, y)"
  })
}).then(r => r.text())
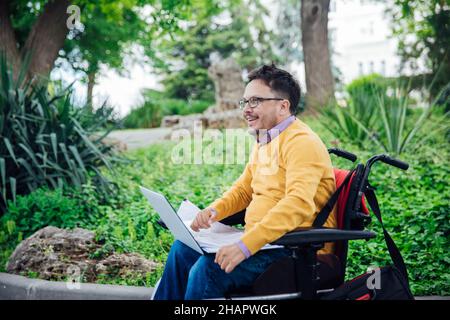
top-left (156, 148), bottom-right (409, 300)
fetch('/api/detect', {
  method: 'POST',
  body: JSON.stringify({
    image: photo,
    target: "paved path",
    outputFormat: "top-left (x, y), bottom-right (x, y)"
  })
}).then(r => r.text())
top-left (108, 127), bottom-right (172, 150)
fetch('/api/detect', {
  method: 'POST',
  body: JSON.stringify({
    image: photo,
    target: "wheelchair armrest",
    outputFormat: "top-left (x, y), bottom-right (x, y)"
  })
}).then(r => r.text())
top-left (271, 227), bottom-right (376, 246)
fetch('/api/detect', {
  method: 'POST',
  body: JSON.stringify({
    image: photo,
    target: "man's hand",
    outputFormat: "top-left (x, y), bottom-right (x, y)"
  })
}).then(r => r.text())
top-left (215, 244), bottom-right (246, 273)
top-left (190, 207), bottom-right (216, 232)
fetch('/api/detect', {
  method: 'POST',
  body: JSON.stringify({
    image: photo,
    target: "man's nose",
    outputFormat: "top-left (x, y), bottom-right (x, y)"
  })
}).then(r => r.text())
top-left (242, 103), bottom-right (253, 113)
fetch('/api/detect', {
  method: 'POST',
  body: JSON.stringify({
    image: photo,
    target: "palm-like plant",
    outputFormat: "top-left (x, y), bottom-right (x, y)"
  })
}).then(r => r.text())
top-left (0, 56), bottom-right (119, 213)
top-left (321, 76), bottom-right (448, 156)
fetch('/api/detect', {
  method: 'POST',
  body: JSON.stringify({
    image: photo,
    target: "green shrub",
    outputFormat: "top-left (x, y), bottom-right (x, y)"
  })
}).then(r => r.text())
top-left (0, 57), bottom-right (119, 212)
top-left (123, 89), bottom-right (212, 129)
top-left (123, 100), bottom-right (162, 129)
top-left (321, 74), bottom-right (387, 148)
top-left (1, 115), bottom-right (448, 293)
top-left (320, 74), bottom-right (444, 155)
top-left (0, 183), bottom-right (106, 271)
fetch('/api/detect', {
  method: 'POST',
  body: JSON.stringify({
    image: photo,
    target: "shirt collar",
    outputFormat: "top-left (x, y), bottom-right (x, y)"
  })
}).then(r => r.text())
top-left (257, 115), bottom-right (296, 145)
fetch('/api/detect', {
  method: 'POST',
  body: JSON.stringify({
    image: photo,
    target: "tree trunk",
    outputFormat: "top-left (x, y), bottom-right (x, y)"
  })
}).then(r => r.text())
top-left (301, 0), bottom-right (335, 109)
top-left (0, 0), bottom-right (22, 78)
top-left (22, 0), bottom-right (71, 83)
top-left (87, 71), bottom-right (96, 111)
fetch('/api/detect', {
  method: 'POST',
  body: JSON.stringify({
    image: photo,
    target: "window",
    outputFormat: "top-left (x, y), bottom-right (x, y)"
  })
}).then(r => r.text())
top-left (358, 62), bottom-right (364, 75)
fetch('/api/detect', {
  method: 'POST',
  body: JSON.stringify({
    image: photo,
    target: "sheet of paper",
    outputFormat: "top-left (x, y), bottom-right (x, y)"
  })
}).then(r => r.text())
top-left (177, 199), bottom-right (200, 221)
top-left (177, 199), bottom-right (282, 253)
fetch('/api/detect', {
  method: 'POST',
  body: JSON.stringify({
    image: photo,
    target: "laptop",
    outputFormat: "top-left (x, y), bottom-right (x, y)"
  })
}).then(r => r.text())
top-left (140, 186), bottom-right (205, 255)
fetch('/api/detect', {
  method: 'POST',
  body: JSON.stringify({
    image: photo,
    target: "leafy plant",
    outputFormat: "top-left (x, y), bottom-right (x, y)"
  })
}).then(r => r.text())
top-left (320, 74), bottom-right (447, 155)
top-left (0, 56), bottom-right (119, 212)
top-left (1, 115), bottom-right (448, 294)
top-left (320, 74), bottom-right (388, 148)
top-left (351, 82), bottom-right (448, 155)
top-left (123, 90), bottom-right (212, 129)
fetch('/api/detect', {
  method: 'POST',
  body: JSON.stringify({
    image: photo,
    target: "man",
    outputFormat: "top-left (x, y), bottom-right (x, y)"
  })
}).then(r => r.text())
top-left (153, 64), bottom-right (337, 300)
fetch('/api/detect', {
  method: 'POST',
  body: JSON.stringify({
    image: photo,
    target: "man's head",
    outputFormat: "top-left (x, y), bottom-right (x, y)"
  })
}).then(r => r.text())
top-left (241, 64), bottom-right (301, 130)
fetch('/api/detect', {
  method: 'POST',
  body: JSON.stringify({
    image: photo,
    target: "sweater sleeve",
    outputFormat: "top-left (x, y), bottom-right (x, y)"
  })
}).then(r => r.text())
top-left (240, 135), bottom-right (328, 254)
top-left (208, 156), bottom-right (254, 222)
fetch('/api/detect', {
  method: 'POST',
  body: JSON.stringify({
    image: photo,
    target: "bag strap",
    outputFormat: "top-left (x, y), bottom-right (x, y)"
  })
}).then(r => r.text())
top-left (365, 188), bottom-right (410, 285)
top-left (313, 169), bottom-right (355, 228)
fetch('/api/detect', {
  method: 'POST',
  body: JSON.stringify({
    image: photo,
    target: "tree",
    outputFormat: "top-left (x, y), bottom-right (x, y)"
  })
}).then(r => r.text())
top-left (300, 0), bottom-right (335, 109)
top-left (388, 0), bottom-right (450, 102)
top-left (154, 0), bottom-right (279, 101)
top-left (1, 0), bottom-right (71, 82)
top-left (60, 3), bottom-right (145, 107)
top-left (0, 0), bottom-right (208, 92)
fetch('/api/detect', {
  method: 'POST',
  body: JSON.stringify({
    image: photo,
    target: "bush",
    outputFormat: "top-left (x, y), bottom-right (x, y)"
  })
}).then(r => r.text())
top-left (320, 74), bottom-right (443, 155)
top-left (123, 89), bottom-right (212, 129)
top-left (0, 57), bottom-right (119, 212)
top-left (0, 183), bottom-right (106, 271)
top-left (1, 116), bottom-right (448, 294)
top-left (321, 74), bottom-right (387, 148)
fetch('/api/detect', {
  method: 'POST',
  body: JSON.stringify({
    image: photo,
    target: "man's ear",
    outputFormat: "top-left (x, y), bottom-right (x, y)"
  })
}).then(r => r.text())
top-left (280, 99), bottom-right (291, 115)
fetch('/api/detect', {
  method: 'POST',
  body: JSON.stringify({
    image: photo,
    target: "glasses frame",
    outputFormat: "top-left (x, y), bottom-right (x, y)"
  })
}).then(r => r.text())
top-left (238, 96), bottom-right (285, 110)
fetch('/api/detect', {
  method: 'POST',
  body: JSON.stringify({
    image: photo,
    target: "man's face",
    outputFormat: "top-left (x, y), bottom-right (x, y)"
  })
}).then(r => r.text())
top-left (242, 79), bottom-right (288, 131)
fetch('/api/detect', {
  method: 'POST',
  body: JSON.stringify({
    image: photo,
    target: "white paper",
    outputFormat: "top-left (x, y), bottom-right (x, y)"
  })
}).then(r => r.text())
top-left (177, 199), bottom-right (282, 253)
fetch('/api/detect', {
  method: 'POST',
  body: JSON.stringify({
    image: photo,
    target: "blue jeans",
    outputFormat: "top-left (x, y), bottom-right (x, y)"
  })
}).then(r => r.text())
top-left (153, 240), bottom-right (291, 300)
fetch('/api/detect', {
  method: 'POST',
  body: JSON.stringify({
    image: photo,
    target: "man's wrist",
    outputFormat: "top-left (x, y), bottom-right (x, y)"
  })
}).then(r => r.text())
top-left (209, 207), bottom-right (218, 220)
top-left (236, 240), bottom-right (251, 259)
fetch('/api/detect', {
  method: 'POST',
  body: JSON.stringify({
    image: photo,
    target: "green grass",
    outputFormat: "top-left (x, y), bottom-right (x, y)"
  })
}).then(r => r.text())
top-left (0, 115), bottom-right (448, 295)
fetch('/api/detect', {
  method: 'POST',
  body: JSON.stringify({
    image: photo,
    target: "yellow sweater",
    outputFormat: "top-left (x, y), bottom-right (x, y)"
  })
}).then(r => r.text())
top-left (210, 119), bottom-right (337, 255)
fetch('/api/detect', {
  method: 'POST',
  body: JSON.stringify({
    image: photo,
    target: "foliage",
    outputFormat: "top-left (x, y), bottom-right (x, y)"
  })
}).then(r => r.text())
top-left (0, 57), bottom-right (118, 212)
top-left (153, 0), bottom-right (279, 101)
top-left (123, 89), bottom-right (212, 128)
top-left (0, 183), bottom-right (105, 271)
top-left (274, 0), bottom-right (302, 63)
top-left (320, 74), bottom-right (446, 155)
top-left (321, 74), bottom-right (387, 148)
top-left (1, 114), bottom-right (448, 294)
top-left (6, 0), bottom-right (218, 104)
top-left (342, 148), bottom-right (450, 296)
top-left (387, 0), bottom-right (450, 103)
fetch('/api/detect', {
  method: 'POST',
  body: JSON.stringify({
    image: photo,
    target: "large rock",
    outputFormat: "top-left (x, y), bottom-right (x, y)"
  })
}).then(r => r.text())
top-left (6, 226), bottom-right (159, 283)
top-left (207, 57), bottom-right (245, 113)
top-left (161, 57), bottom-right (247, 130)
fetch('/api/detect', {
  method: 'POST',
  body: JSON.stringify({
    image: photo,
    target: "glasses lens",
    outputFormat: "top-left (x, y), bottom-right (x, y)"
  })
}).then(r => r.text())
top-left (249, 97), bottom-right (259, 108)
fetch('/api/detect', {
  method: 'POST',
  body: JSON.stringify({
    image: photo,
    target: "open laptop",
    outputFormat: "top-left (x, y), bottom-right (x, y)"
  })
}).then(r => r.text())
top-left (139, 186), bottom-right (205, 255)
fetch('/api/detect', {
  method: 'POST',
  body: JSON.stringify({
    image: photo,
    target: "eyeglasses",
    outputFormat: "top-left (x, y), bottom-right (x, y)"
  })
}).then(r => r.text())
top-left (238, 97), bottom-right (284, 110)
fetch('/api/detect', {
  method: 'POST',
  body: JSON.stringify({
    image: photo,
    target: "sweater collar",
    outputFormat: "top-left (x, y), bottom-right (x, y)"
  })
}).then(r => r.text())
top-left (256, 115), bottom-right (296, 145)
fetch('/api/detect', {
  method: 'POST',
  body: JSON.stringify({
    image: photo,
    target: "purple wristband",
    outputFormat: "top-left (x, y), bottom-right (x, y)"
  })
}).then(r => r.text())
top-left (236, 240), bottom-right (251, 259)
top-left (209, 207), bottom-right (218, 220)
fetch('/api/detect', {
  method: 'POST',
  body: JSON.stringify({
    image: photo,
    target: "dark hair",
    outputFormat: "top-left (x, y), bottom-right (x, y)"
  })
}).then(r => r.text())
top-left (247, 64), bottom-right (301, 115)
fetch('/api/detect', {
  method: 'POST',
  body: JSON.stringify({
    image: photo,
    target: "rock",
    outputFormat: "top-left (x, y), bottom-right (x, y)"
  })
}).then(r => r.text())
top-left (94, 253), bottom-right (159, 278)
top-left (100, 136), bottom-right (128, 152)
top-left (161, 58), bottom-right (246, 130)
top-left (207, 57), bottom-right (245, 112)
top-left (6, 226), bottom-right (160, 283)
top-left (204, 109), bottom-right (247, 129)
